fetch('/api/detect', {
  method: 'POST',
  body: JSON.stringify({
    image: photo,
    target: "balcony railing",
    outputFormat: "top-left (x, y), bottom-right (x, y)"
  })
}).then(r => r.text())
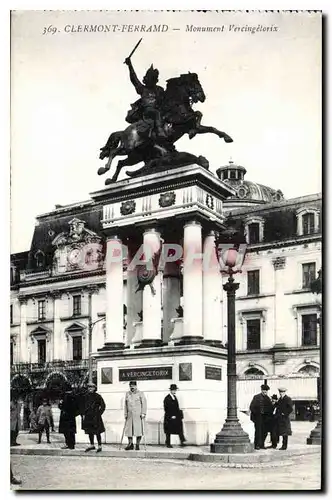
top-left (11, 359), bottom-right (96, 374)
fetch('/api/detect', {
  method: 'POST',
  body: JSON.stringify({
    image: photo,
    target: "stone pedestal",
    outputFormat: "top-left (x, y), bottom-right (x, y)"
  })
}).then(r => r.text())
top-left (92, 344), bottom-right (254, 446)
top-left (89, 165), bottom-right (239, 445)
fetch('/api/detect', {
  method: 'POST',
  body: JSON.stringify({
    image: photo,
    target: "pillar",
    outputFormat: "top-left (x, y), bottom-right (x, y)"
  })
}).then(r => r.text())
top-left (139, 228), bottom-right (162, 348)
top-left (101, 236), bottom-right (124, 350)
top-left (162, 261), bottom-right (181, 343)
top-left (52, 291), bottom-right (62, 360)
top-left (203, 231), bottom-right (223, 346)
top-left (19, 297), bottom-right (29, 362)
top-left (179, 221), bottom-right (203, 344)
top-left (273, 257), bottom-right (287, 347)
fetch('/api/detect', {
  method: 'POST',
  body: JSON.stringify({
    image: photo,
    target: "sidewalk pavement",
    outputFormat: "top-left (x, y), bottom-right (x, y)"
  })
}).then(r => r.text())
top-left (11, 422), bottom-right (321, 468)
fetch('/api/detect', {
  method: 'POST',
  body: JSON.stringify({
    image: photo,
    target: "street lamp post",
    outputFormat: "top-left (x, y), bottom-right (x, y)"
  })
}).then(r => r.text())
top-left (307, 269), bottom-right (322, 445)
top-left (87, 289), bottom-right (106, 384)
top-left (211, 236), bottom-right (253, 454)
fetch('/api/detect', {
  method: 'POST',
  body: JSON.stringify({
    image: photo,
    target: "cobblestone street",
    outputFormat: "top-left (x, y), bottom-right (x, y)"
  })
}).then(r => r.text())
top-left (11, 453), bottom-right (321, 491)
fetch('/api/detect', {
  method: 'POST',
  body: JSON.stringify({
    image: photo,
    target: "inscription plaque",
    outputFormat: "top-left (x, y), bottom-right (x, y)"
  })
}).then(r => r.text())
top-left (119, 366), bottom-right (173, 382)
top-left (205, 365), bottom-right (222, 381)
top-left (101, 367), bottom-right (113, 384)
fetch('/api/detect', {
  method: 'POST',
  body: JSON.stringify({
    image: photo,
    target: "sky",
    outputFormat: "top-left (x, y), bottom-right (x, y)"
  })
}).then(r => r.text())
top-left (10, 10), bottom-right (322, 253)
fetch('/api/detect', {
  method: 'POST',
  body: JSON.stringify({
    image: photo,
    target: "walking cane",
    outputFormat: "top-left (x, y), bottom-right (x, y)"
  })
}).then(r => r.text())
top-left (142, 417), bottom-right (147, 452)
top-left (119, 419), bottom-right (126, 450)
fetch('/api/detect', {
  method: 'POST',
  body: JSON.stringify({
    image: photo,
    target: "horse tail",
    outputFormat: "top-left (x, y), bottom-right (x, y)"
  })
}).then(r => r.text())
top-left (99, 131), bottom-right (122, 159)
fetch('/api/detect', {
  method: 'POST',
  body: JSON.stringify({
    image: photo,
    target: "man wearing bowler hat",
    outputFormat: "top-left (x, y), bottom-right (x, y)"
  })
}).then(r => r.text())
top-left (249, 384), bottom-right (274, 450)
top-left (275, 387), bottom-right (293, 450)
top-left (163, 384), bottom-right (186, 448)
top-left (124, 381), bottom-right (147, 450)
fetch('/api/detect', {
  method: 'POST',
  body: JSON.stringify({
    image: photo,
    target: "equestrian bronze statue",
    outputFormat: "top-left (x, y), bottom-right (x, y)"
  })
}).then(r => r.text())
top-left (98, 40), bottom-right (233, 184)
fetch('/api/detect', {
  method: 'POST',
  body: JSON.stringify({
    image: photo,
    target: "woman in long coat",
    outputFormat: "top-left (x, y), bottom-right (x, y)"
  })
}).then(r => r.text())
top-left (59, 391), bottom-right (78, 449)
top-left (124, 381), bottom-right (147, 450)
top-left (82, 382), bottom-right (105, 453)
top-left (163, 384), bottom-right (186, 448)
top-left (275, 387), bottom-right (293, 450)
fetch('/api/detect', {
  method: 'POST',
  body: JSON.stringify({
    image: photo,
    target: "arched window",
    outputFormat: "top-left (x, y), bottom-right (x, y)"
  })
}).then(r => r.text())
top-left (298, 365), bottom-right (319, 376)
top-left (34, 250), bottom-right (45, 269)
top-left (244, 367), bottom-right (265, 378)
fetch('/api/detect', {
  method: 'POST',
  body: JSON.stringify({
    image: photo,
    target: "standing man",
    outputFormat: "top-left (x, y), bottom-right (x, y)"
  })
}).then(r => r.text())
top-left (36, 398), bottom-right (54, 444)
top-left (249, 384), bottom-right (273, 450)
top-left (163, 384), bottom-right (186, 448)
top-left (275, 387), bottom-right (293, 450)
top-left (58, 390), bottom-right (78, 450)
top-left (10, 393), bottom-right (21, 446)
top-left (82, 382), bottom-right (106, 453)
top-left (124, 381), bottom-right (147, 450)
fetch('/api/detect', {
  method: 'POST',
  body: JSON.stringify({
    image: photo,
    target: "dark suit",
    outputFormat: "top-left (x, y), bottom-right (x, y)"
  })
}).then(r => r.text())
top-left (59, 393), bottom-right (78, 449)
top-left (249, 393), bottom-right (273, 449)
top-left (163, 394), bottom-right (185, 446)
top-left (275, 395), bottom-right (293, 449)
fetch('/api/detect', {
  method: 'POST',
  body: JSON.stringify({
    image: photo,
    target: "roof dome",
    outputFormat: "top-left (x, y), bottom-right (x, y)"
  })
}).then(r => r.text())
top-left (216, 160), bottom-right (284, 205)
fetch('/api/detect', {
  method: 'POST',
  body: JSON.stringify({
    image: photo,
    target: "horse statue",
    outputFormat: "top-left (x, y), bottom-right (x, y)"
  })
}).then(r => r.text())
top-left (98, 72), bottom-right (233, 184)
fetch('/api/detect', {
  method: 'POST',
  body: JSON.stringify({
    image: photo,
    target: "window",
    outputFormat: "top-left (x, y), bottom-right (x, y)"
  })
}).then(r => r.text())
top-left (223, 171), bottom-right (228, 180)
top-left (10, 342), bottom-right (13, 366)
top-left (244, 367), bottom-right (264, 378)
top-left (10, 305), bottom-right (13, 324)
top-left (38, 300), bottom-right (46, 320)
top-left (248, 223), bottom-right (260, 244)
top-left (247, 319), bottom-right (261, 350)
top-left (247, 270), bottom-right (260, 295)
top-left (72, 336), bottom-right (82, 361)
top-left (37, 339), bottom-right (46, 364)
top-left (302, 263), bottom-right (316, 289)
top-left (302, 314), bottom-right (317, 346)
top-left (302, 213), bottom-right (315, 235)
top-left (230, 170), bottom-right (236, 179)
top-left (73, 295), bottom-right (81, 316)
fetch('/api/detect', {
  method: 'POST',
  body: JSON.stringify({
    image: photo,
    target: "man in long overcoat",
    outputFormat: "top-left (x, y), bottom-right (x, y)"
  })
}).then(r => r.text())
top-left (275, 387), bottom-right (293, 450)
top-left (249, 384), bottom-right (273, 450)
top-left (82, 382), bottom-right (106, 453)
top-left (124, 381), bottom-right (147, 450)
top-left (59, 390), bottom-right (78, 449)
top-left (10, 394), bottom-right (21, 446)
top-left (163, 384), bottom-right (186, 448)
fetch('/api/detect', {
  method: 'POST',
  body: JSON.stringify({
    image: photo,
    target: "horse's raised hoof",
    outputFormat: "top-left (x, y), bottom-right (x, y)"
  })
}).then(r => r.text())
top-left (98, 166), bottom-right (108, 176)
top-left (105, 178), bottom-right (114, 185)
top-left (188, 130), bottom-right (197, 140)
top-left (223, 134), bottom-right (233, 143)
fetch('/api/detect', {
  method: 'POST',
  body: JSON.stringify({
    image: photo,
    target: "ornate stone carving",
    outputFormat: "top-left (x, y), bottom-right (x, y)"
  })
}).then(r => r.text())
top-left (159, 191), bottom-right (176, 208)
top-left (237, 185), bottom-right (249, 199)
top-left (51, 218), bottom-right (104, 275)
top-left (120, 200), bottom-right (136, 216)
top-left (272, 257), bottom-right (286, 270)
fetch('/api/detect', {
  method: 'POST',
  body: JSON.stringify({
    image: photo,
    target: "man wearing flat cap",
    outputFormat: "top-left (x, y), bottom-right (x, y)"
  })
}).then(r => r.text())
top-left (249, 384), bottom-right (273, 450)
top-left (275, 387), bottom-right (293, 450)
top-left (124, 381), bottom-right (147, 450)
top-left (163, 384), bottom-right (186, 448)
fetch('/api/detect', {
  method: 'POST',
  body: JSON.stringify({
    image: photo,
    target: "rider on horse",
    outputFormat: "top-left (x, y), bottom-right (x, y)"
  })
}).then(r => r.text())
top-left (124, 57), bottom-right (166, 139)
